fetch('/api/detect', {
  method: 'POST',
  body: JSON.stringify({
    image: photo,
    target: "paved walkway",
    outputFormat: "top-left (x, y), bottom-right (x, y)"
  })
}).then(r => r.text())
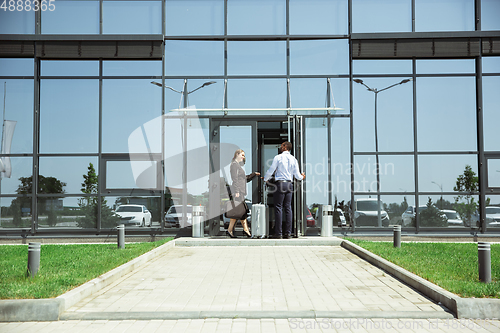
top-left (2, 242), bottom-right (500, 332)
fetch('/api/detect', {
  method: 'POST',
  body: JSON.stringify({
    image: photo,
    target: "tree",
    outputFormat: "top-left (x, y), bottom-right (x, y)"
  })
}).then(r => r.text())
top-left (77, 163), bottom-right (120, 229)
top-left (10, 175), bottom-right (66, 227)
top-left (419, 197), bottom-right (447, 227)
top-left (453, 165), bottom-right (478, 228)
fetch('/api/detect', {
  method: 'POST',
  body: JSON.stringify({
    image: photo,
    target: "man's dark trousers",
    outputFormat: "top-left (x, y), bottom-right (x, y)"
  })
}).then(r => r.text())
top-left (274, 181), bottom-right (293, 236)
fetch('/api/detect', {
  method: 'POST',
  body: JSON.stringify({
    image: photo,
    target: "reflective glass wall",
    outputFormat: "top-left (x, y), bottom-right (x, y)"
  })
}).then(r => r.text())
top-left (0, 0), bottom-right (499, 235)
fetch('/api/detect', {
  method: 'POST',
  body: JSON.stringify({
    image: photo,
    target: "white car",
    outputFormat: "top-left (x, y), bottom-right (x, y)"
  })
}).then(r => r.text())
top-left (114, 205), bottom-right (152, 227)
top-left (486, 206), bottom-right (500, 228)
top-left (354, 198), bottom-right (390, 227)
top-left (337, 208), bottom-right (347, 227)
top-left (165, 205), bottom-right (193, 228)
top-left (441, 209), bottom-right (463, 227)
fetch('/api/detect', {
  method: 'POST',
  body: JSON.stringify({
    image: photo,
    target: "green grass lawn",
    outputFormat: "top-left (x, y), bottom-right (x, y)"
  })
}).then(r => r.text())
top-left (347, 239), bottom-right (500, 299)
top-left (0, 238), bottom-right (172, 299)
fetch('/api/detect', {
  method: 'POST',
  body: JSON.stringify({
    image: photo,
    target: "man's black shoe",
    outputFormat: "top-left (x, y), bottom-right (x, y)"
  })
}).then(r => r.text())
top-left (270, 235), bottom-right (282, 239)
top-left (283, 234), bottom-right (291, 239)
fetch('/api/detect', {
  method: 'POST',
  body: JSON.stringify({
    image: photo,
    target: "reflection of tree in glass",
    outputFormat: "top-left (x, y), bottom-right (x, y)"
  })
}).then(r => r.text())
top-left (77, 163), bottom-right (120, 229)
top-left (419, 197), bottom-right (447, 227)
top-left (10, 175), bottom-right (66, 227)
top-left (453, 165), bottom-right (490, 228)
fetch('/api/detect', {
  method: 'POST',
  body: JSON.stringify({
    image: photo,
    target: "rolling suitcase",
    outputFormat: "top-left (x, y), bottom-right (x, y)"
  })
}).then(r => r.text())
top-left (251, 203), bottom-right (267, 239)
top-left (251, 183), bottom-right (269, 239)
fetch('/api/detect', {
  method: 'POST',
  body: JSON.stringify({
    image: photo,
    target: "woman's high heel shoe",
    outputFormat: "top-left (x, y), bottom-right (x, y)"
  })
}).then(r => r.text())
top-left (226, 230), bottom-right (237, 238)
top-left (243, 230), bottom-right (252, 238)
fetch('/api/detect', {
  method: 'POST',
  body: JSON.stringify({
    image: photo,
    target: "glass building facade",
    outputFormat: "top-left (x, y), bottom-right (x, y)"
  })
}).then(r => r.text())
top-left (0, 0), bottom-right (499, 237)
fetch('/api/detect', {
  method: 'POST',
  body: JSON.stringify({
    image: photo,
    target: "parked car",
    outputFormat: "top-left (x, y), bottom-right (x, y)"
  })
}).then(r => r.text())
top-left (485, 206), bottom-right (500, 227)
top-left (354, 198), bottom-right (390, 227)
top-left (114, 205), bottom-right (152, 227)
top-left (401, 205), bottom-right (427, 227)
top-left (441, 209), bottom-right (463, 227)
top-left (165, 205), bottom-right (193, 228)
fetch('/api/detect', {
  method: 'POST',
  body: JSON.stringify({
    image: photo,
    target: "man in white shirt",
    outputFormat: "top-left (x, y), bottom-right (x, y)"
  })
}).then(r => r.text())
top-left (263, 141), bottom-right (305, 239)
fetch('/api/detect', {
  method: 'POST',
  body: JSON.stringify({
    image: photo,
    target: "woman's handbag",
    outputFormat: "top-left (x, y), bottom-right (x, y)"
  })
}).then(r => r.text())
top-left (224, 200), bottom-right (248, 219)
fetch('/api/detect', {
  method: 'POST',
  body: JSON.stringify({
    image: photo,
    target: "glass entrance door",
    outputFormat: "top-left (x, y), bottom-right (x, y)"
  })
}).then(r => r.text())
top-left (208, 119), bottom-right (257, 236)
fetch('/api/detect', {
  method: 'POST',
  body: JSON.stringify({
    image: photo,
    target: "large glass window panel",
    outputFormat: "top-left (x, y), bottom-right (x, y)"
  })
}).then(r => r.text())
top-left (103, 61), bottom-right (161, 77)
top-left (353, 155), bottom-right (378, 193)
top-left (227, 41), bottom-right (286, 76)
top-left (0, 157), bottom-right (32, 195)
top-left (418, 194), bottom-right (478, 228)
top-left (165, 41), bottom-right (224, 76)
top-left (103, 1), bottom-right (162, 34)
top-left (417, 77), bottom-right (476, 152)
top-left (162, 79), bottom-right (223, 112)
top-left (227, 0), bottom-right (285, 35)
top-left (418, 155), bottom-right (478, 193)
top-left (0, 79), bottom-right (33, 153)
top-left (483, 57), bottom-right (500, 74)
top-left (41, 61), bottom-right (99, 77)
top-left (379, 155), bottom-right (415, 193)
top-left (41, 0), bottom-right (99, 34)
top-left (102, 79), bottom-right (161, 153)
top-left (353, 78), bottom-right (413, 152)
top-left (415, 0), bottom-right (474, 32)
top-left (331, 118), bottom-right (351, 203)
top-left (0, 10), bottom-right (35, 34)
top-left (166, 0), bottom-right (223, 36)
top-left (0, 59), bottom-right (34, 76)
top-left (39, 157), bottom-right (98, 195)
top-left (482, 0), bottom-right (500, 31)
top-left (37, 197), bottom-right (88, 229)
top-left (106, 160), bottom-right (155, 189)
top-left (380, 195), bottom-right (415, 227)
top-left (289, 0), bottom-right (347, 35)
top-left (40, 80), bottom-right (98, 153)
top-left (0, 197), bottom-right (32, 228)
top-left (105, 196), bottom-right (161, 224)
top-left (305, 118), bottom-right (328, 207)
top-left (353, 60), bottom-right (412, 75)
top-left (352, 0), bottom-right (411, 33)
top-left (227, 79), bottom-right (287, 109)
top-left (483, 77), bottom-right (500, 151)
top-left (290, 78), bottom-right (349, 113)
top-left (487, 159), bottom-right (500, 188)
top-left (185, 118), bottom-right (210, 202)
top-left (290, 40), bottom-right (348, 75)
top-left (416, 59), bottom-right (475, 74)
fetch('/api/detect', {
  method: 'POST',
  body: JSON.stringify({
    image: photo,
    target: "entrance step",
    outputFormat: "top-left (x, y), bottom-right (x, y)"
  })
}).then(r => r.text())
top-left (174, 236), bottom-right (343, 247)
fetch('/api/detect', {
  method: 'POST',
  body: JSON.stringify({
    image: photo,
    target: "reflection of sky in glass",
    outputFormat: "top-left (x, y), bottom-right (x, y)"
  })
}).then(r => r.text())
top-left (289, 0), bottom-right (347, 35)
top-left (487, 159), bottom-right (500, 188)
top-left (352, 0), bottom-right (411, 33)
top-left (415, 0), bottom-right (474, 32)
top-left (227, 0), bottom-right (285, 35)
top-left (41, 0), bottom-right (99, 34)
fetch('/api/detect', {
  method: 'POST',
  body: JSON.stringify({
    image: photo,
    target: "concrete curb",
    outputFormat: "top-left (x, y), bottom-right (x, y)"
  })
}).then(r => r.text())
top-left (341, 239), bottom-right (500, 319)
top-left (0, 240), bottom-right (175, 322)
top-left (60, 310), bottom-right (454, 321)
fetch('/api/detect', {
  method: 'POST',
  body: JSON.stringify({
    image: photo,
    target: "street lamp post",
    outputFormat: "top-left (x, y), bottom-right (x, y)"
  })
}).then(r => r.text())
top-left (353, 78), bottom-right (412, 227)
top-left (431, 181), bottom-right (444, 209)
top-left (151, 79), bottom-right (216, 229)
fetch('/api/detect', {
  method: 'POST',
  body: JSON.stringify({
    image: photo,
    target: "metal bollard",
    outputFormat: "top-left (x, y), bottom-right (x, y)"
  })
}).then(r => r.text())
top-left (478, 242), bottom-right (491, 283)
top-left (393, 225), bottom-right (401, 248)
top-left (192, 206), bottom-right (205, 238)
top-left (27, 242), bottom-right (41, 278)
top-left (117, 224), bottom-right (125, 249)
top-left (320, 205), bottom-right (334, 237)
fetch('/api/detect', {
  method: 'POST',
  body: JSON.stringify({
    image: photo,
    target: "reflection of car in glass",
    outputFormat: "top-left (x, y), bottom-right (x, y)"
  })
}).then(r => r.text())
top-left (486, 206), bottom-right (500, 227)
top-left (306, 208), bottom-right (315, 227)
top-left (165, 205), bottom-right (193, 228)
top-left (337, 208), bottom-right (347, 227)
top-left (441, 209), bottom-right (463, 227)
top-left (114, 205), bottom-right (152, 227)
top-left (401, 205), bottom-right (426, 226)
top-left (354, 198), bottom-right (390, 227)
